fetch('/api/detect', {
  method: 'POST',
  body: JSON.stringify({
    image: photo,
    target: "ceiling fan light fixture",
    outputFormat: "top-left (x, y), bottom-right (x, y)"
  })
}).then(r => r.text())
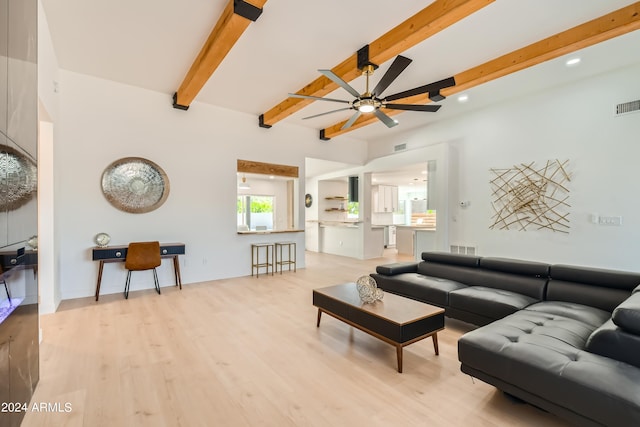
top-left (354, 97), bottom-right (380, 113)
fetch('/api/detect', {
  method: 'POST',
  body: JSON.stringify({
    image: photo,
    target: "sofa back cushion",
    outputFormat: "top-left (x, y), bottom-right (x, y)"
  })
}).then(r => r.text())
top-left (417, 254), bottom-right (548, 301)
top-left (421, 251), bottom-right (480, 267)
top-left (612, 292), bottom-right (640, 335)
top-left (462, 257), bottom-right (549, 300)
top-left (548, 265), bottom-right (640, 312)
top-left (480, 257), bottom-right (549, 277)
top-left (417, 252), bottom-right (481, 284)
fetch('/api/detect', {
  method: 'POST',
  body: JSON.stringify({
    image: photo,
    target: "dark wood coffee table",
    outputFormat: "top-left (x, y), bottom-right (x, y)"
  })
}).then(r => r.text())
top-left (313, 283), bottom-right (445, 373)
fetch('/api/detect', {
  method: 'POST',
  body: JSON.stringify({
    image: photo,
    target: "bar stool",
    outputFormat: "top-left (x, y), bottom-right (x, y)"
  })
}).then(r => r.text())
top-left (251, 243), bottom-right (274, 277)
top-left (274, 241), bottom-right (296, 274)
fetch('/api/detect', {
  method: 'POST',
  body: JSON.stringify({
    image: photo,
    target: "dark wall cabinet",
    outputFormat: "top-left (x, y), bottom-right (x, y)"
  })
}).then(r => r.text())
top-left (0, 0), bottom-right (40, 425)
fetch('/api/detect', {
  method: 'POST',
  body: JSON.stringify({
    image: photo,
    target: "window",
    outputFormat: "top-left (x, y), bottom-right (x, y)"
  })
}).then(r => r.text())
top-left (347, 201), bottom-right (359, 219)
top-left (237, 195), bottom-right (275, 231)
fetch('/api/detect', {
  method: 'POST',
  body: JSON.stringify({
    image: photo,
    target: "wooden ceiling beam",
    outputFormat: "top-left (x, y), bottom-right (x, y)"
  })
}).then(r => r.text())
top-left (321, 1), bottom-right (640, 140)
top-left (258, 0), bottom-right (495, 127)
top-left (173, 0), bottom-right (267, 110)
top-left (237, 159), bottom-right (299, 177)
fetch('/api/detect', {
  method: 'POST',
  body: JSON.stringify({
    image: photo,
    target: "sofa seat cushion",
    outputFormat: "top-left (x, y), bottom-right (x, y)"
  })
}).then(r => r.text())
top-left (449, 286), bottom-right (537, 320)
top-left (525, 301), bottom-right (611, 329)
top-left (459, 310), bottom-right (640, 426)
top-left (370, 272), bottom-right (466, 307)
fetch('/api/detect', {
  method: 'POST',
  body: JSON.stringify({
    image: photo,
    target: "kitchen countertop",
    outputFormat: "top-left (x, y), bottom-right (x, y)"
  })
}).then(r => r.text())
top-left (394, 225), bottom-right (436, 230)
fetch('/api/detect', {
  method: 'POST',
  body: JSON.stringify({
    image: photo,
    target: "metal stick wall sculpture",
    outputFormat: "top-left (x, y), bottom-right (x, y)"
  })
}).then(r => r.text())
top-left (490, 159), bottom-right (571, 233)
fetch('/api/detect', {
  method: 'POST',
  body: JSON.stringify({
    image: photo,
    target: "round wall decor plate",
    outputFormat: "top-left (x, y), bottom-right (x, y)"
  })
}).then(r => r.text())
top-left (101, 157), bottom-right (170, 213)
top-left (0, 144), bottom-right (37, 211)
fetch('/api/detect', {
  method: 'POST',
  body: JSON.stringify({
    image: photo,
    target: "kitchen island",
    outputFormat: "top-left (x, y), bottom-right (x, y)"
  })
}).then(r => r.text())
top-left (396, 225), bottom-right (436, 259)
top-left (307, 221), bottom-right (384, 259)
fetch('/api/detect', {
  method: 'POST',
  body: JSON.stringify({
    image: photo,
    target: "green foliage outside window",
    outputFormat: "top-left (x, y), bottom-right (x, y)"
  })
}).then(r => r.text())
top-left (347, 201), bottom-right (359, 216)
top-left (237, 195), bottom-right (274, 213)
top-left (250, 197), bottom-right (273, 213)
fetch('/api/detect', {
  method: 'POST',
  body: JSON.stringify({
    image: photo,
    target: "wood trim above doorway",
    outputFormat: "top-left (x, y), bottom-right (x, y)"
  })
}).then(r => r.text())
top-left (237, 159), bottom-right (299, 177)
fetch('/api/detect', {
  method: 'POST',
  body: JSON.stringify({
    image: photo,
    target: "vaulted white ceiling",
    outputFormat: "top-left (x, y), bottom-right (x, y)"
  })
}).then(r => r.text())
top-left (41, 0), bottom-right (640, 141)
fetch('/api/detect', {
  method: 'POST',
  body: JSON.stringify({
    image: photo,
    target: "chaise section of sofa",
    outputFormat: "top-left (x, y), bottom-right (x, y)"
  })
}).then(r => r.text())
top-left (458, 308), bottom-right (640, 427)
top-left (458, 264), bottom-right (640, 427)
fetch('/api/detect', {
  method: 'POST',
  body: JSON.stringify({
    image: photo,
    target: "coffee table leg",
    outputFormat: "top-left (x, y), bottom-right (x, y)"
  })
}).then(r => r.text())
top-left (316, 309), bottom-right (322, 327)
top-left (432, 333), bottom-right (439, 355)
top-left (396, 345), bottom-right (403, 373)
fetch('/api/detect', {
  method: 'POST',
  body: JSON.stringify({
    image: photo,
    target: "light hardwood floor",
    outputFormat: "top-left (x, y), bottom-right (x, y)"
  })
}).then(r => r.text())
top-left (22, 251), bottom-right (570, 427)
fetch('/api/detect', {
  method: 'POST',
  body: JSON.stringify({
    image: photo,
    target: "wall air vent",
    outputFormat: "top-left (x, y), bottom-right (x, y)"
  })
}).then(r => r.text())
top-left (394, 143), bottom-right (407, 152)
top-left (450, 245), bottom-right (477, 255)
top-left (615, 99), bottom-right (640, 116)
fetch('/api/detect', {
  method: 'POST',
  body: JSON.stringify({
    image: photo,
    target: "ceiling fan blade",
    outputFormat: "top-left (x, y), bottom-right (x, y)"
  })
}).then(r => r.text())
top-left (372, 55), bottom-right (412, 97)
top-left (319, 69), bottom-right (361, 98)
top-left (383, 104), bottom-right (442, 112)
top-left (384, 76), bottom-right (456, 102)
top-left (302, 107), bottom-right (352, 120)
top-left (341, 111), bottom-right (362, 130)
top-left (288, 93), bottom-right (351, 104)
top-left (373, 110), bottom-right (399, 128)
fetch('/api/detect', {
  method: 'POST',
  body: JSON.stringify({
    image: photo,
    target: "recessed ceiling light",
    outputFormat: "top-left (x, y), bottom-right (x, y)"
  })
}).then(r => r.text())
top-left (457, 94), bottom-right (469, 103)
top-left (566, 57), bottom-right (581, 66)
top-left (421, 170), bottom-right (427, 175)
top-left (269, 175), bottom-right (275, 179)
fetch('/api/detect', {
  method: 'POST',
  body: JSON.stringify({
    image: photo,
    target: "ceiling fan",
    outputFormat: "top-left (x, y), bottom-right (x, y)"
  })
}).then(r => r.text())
top-left (289, 55), bottom-right (455, 130)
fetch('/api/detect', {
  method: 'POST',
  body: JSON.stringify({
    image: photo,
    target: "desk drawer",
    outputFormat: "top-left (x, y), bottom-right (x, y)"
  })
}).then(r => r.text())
top-left (93, 247), bottom-right (127, 260)
top-left (93, 244), bottom-right (185, 260)
top-left (160, 245), bottom-right (185, 256)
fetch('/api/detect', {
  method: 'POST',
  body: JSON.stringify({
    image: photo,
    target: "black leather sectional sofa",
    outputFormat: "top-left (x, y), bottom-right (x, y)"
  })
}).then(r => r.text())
top-left (371, 251), bottom-right (640, 427)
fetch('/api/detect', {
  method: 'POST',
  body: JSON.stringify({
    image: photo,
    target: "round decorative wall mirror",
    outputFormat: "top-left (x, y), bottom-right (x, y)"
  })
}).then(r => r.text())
top-left (0, 144), bottom-right (37, 211)
top-left (101, 157), bottom-right (170, 213)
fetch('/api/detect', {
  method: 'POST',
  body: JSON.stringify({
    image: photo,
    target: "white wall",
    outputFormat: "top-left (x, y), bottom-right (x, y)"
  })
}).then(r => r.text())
top-left (55, 70), bottom-right (368, 299)
top-left (37, 0), bottom-right (61, 313)
top-left (369, 63), bottom-right (640, 271)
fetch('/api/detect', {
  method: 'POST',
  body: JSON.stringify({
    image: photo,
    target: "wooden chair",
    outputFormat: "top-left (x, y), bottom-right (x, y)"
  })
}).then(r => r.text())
top-left (124, 241), bottom-right (161, 299)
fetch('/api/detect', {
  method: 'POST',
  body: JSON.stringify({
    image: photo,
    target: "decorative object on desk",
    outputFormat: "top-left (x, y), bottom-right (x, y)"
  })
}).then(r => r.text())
top-left (355, 275), bottom-right (383, 304)
top-left (305, 193), bottom-right (313, 208)
top-left (94, 232), bottom-right (111, 247)
top-left (489, 159), bottom-right (571, 233)
top-left (101, 157), bottom-right (170, 213)
top-left (0, 144), bottom-right (37, 211)
top-left (26, 235), bottom-right (38, 250)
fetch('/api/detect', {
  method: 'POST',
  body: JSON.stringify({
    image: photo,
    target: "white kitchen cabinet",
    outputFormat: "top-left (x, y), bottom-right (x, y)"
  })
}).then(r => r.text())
top-left (373, 185), bottom-right (398, 213)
